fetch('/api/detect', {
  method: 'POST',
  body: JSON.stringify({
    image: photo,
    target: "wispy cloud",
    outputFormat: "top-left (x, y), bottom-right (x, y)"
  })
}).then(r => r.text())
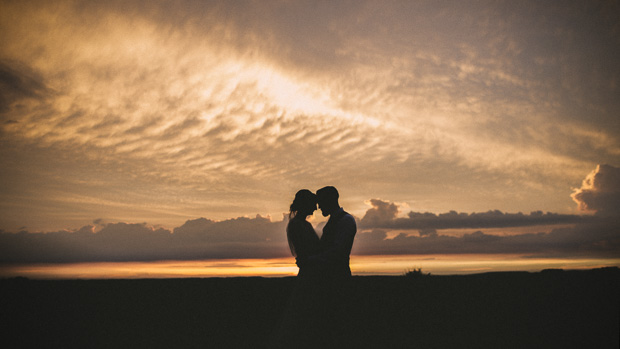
top-left (0, 0), bottom-right (618, 230)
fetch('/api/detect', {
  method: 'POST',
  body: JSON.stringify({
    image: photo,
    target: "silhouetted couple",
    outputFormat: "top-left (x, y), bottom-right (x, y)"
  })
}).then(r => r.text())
top-left (272, 186), bottom-right (357, 347)
top-left (287, 186), bottom-right (357, 280)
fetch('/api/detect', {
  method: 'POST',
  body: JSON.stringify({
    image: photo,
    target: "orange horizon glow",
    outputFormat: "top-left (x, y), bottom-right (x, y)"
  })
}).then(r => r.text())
top-left (2, 255), bottom-right (619, 280)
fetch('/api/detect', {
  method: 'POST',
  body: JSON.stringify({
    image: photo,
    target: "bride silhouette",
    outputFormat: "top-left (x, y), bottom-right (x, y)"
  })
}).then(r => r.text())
top-left (286, 189), bottom-right (323, 278)
top-left (270, 190), bottom-right (323, 347)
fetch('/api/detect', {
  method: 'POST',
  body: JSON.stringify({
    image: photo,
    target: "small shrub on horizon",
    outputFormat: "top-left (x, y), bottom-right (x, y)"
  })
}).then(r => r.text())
top-left (403, 267), bottom-right (431, 278)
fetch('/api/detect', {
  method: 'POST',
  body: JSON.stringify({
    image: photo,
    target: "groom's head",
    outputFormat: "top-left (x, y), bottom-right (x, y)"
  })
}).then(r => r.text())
top-left (316, 186), bottom-right (339, 217)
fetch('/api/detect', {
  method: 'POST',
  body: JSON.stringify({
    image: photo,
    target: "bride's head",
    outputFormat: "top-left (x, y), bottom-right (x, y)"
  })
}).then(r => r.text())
top-left (289, 189), bottom-right (317, 219)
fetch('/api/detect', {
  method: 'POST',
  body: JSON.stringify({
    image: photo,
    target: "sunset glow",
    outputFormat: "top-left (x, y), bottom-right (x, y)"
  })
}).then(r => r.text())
top-left (1, 1), bottom-right (618, 278)
top-left (2, 255), bottom-right (619, 280)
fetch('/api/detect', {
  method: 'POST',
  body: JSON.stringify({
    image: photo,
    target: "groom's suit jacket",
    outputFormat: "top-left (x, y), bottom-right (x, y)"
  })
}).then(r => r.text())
top-left (319, 207), bottom-right (357, 277)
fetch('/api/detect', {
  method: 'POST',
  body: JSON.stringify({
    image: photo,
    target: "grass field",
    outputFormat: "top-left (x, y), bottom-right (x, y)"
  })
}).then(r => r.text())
top-left (2, 268), bottom-right (618, 348)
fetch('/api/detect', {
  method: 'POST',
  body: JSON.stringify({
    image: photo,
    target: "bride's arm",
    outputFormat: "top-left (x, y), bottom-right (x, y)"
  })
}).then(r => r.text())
top-left (294, 221), bottom-right (318, 266)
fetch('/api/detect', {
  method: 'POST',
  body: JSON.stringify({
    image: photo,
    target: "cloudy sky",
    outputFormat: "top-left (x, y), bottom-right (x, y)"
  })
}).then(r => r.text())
top-left (1, 1), bottom-right (619, 268)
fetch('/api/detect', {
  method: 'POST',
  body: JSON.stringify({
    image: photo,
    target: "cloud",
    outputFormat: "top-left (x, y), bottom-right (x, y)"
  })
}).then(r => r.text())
top-left (353, 218), bottom-right (620, 258)
top-left (0, 0), bottom-right (619, 230)
top-left (360, 199), bottom-right (588, 230)
top-left (1, 202), bottom-right (618, 264)
top-left (0, 60), bottom-right (51, 114)
top-left (352, 196), bottom-right (619, 258)
top-left (0, 215), bottom-right (289, 263)
top-left (571, 164), bottom-right (620, 216)
top-left (360, 199), bottom-right (399, 227)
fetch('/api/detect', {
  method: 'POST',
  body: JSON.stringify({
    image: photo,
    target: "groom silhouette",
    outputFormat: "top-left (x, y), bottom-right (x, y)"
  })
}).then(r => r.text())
top-left (298, 186), bottom-right (357, 278)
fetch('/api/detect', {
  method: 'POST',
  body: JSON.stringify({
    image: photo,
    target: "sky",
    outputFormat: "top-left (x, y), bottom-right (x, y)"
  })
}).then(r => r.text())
top-left (0, 0), bottom-right (619, 271)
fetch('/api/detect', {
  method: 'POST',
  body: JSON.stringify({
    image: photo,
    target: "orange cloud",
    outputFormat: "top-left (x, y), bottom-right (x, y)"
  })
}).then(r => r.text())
top-left (571, 164), bottom-right (620, 216)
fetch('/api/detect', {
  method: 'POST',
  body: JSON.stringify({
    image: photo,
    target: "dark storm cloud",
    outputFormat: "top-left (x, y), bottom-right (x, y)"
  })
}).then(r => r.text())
top-left (360, 199), bottom-right (588, 230)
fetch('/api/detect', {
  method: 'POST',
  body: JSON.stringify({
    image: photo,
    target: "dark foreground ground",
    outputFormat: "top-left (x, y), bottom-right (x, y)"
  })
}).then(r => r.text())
top-left (1, 268), bottom-right (618, 349)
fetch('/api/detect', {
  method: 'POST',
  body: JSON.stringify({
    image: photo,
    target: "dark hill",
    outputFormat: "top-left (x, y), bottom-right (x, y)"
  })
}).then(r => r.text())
top-left (1, 268), bottom-right (618, 348)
